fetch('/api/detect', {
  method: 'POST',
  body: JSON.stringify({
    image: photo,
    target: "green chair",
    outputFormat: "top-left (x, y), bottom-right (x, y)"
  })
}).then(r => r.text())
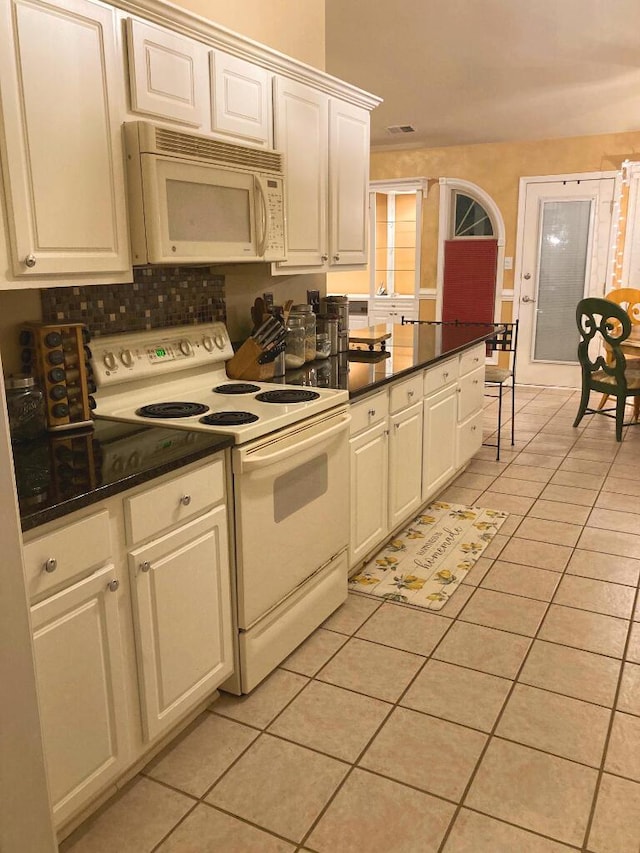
top-left (574, 297), bottom-right (640, 440)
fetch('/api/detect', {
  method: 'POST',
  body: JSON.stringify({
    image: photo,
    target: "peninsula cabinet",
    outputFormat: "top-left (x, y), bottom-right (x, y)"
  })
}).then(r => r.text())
top-left (273, 76), bottom-right (370, 274)
top-left (388, 375), bottom-right (423, 529)
top-left (0, 0), bottom-right (130, 277)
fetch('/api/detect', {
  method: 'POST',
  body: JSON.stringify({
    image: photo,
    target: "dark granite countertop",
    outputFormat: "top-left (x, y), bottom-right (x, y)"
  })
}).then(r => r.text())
top-left (15, 420), bottom-right (233, 533)
top-left (283, 321), bottom-right (497, 399)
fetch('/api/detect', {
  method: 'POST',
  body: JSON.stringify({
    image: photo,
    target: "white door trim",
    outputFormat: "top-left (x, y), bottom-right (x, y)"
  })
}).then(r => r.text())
top-left (514, 170), bottom-right (619, 313)
top-left (436, 177), bottom-right (506, 322)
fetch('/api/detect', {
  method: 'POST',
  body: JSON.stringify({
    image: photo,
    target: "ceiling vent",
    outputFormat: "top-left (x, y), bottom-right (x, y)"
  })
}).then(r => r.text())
top-left (386, 124), bottom-right (416, 135)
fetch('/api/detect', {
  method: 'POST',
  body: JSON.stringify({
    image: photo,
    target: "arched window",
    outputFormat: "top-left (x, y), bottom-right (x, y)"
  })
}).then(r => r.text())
top-left (453, 192), bottom-right (494, 238)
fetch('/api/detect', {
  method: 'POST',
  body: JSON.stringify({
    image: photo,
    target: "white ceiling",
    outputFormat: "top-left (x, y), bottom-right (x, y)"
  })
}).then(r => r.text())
top-left (325, 0), bottom-right (640, 150)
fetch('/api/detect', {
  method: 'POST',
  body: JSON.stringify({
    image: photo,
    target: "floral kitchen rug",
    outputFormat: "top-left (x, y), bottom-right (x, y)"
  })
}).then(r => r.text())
top-left (349, 501), bottom-right (509, 611)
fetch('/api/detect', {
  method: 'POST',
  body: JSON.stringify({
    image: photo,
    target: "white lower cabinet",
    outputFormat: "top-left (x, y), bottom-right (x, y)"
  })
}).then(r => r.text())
top-left (422, 384), bottom-right (458, 500)
top-left (128, 506), bottom-right (233, 741)
top-left (31, 566), bottom-right (129, 827)
top-left (349, 418), bottom-right (389, 567)
top-left (389, 399), bottom-right (423, 529)
top-left (24, 452), bottom-right (233, 829)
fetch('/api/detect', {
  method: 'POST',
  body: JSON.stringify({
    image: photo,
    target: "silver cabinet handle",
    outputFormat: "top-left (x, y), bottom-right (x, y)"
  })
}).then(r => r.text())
top-left (140, 560), bottom-right (151, 572)
top-left (473, 379), bottom-right (479, 385)
top-left (408, 390), bottom-right (414, 398)
top-left (333, 254), bottom-right (340, 262)
top-left (321, 254), bottom-right (329, 262)
top-left (443, 372), bottom-right (449, 379)
top-left (25, 254), bottom-right (37, 268)
top-left (180, 494), bottom-right (192, 506)
top-left (473, 357), bottom-right (479, 362)
top-left (44, 557), bottom-right (57, 573)
top-left (394, 422), bottom-right (400, 430)
top-left (471, 425), bottom-right (477, 432)
top-left (522, 295), bottom-right (536, 303)
top-left (107, 579), bottom-right (119, 592)
top-left (524, 272), bottom-right (531, 280)
top-left (368, 408), bottom-right (376, 417)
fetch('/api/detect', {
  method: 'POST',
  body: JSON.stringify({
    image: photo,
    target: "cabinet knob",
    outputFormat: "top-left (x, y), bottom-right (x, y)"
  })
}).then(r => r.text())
top-left (24, 254), bottom-right (36, 268)
top-left (408, 390), bottom-right (414, 398)
top-left (471, 425), bottom-right (477, 432)
top-left (443, 372), bottom-right (449, 379)
top-left (321, 254), bottom-right (329, 262)
top-left (180, 494), bottom-right (192, 506)
top-left (43, 557), bottom-right (57, 573)
top-left (333, 254), bottom-right (340, 262)
top-left (107, 579), bottom-right (120, 592)
top-left (368, 408), bottom-right (376, 417)
top-left (473, 379), bottom-right (479, 385)
top-left (474, 357), bottom-right (479, 362)
top-left (140, 560), bottom-right (151, 572)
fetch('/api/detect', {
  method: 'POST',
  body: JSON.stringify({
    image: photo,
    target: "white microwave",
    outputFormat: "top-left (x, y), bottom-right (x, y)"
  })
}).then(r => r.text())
top-left (124, 121), bottom-right (287, 265)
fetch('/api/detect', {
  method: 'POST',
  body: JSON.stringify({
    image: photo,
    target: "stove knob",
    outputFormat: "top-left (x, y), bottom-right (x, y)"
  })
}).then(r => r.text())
top-left (179, 340), bottom-right (193, 357)
top-left (202, 335), bottom-right (215, 352)
top-left (213, 333), bottom-right (226, 350)
top-left (103, 352), bottom-right (117, 370)
top-left (120, 349), bottom-right (134, 368)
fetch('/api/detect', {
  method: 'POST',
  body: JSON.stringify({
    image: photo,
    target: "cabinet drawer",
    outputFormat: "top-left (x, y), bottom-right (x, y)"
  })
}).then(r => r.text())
top-left (460, 344), bottom-right (485, 376)
top-left (125, 458), bottom-right (224, 545)
top-left (389, 374), bottom-right (422, 414)
top-left (423, 358), bottom-right (458, 395)
top-left (458, 365), bottom-right (485, 422)
top-left (350, 391), bottom-right (389, 435)
top-left (23, 510), bottom-right (112, 602)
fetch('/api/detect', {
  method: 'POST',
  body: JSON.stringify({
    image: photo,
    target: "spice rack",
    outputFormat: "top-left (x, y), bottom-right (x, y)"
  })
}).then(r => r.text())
top-left (19, 323), bottom-right (95, 431)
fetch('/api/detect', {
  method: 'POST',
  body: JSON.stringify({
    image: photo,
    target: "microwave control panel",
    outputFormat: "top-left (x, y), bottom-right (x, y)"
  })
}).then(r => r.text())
top-left (262, 177), bottom-right (286, 261)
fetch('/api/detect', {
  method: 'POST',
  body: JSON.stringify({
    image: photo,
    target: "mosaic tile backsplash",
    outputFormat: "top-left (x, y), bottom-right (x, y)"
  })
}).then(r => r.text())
top-left (41, 267), bottom-right (226, 337)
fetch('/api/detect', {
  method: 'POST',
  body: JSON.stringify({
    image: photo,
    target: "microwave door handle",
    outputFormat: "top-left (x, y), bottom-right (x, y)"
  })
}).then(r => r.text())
top-left (255, 176), bottom-right (269, 257)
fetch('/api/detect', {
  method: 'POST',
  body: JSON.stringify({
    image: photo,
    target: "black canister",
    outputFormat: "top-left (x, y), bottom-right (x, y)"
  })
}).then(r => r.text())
top-left (5, 374), bottom-right (47, 442)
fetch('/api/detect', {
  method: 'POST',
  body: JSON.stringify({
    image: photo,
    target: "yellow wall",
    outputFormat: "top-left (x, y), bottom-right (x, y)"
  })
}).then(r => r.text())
top-left (371, 131), bottom-right (640, 296)
top-left (172, 0), bottom-right (325, 68)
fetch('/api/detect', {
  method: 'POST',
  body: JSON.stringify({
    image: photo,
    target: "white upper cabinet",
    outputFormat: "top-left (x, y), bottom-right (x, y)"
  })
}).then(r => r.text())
top-left (273, 76), bottom-right (328, 270)
top-left (0, 0), bottom-right (130, 277)
top-left (126, 17), bottom-right (210, 129)
top-left (329, 99), bottom-right (370, 267)
top-left (273, 76), bottom-right (370, 274)
top-left (210, 50), bottom-right (272, 148)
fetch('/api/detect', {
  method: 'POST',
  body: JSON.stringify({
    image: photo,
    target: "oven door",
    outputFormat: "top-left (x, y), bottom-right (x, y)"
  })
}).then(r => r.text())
top-left (232, 407), bottom-right (350, 628)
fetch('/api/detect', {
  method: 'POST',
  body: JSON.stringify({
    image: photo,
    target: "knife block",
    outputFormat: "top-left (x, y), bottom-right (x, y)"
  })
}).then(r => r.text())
top-left (227, 338), bottom-right (276, 381)
top-left (19, 322), bottom-right (95, 431)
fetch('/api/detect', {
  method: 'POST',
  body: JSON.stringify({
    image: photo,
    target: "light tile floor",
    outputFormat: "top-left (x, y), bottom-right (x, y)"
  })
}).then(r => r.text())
top-left (61, 387), bottom-right (640, 852)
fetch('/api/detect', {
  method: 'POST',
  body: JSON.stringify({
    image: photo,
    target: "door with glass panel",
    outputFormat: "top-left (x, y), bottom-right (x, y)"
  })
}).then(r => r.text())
top-left (517, 178), bottom-right (615, 387)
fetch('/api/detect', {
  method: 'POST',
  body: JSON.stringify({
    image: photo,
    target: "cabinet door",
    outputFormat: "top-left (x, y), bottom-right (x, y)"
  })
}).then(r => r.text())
top-left (129, 507), bottom-right (233, 741)
top-left (329, 99), bottom-right (370, 267)
top-left (0, 0), bottom-right (130, 276)
top-left (273, 76), bottom-right (328, 270)
top-left (31, 566), bottom-right (129, 826)
top-left (350, 420), bottom-right (388, 568)
top-left (457, 409), bottom-right (483, 468)
top-left (422, 385), bottom-right (458, 501)
top-left (126, 18), bottom-right (209, 128)
top-left (210, 50), bottom-right (271, 147)
top-left (389, 400), bottom-right (423, 529)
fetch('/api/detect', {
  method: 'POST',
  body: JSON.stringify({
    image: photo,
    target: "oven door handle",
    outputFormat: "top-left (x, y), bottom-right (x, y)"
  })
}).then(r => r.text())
top-left (239, 415), bottom-right (349, 471)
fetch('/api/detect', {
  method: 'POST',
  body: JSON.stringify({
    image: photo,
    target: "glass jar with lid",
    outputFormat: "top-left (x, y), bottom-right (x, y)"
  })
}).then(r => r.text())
top-left (315, 332), bottom-right (331, 359)
top-left (5, 374), bottom-right (46, 442)
top-left (284, 315), bottom-right (306, 369)
top-left (291, 304), bottom-right (317, 363)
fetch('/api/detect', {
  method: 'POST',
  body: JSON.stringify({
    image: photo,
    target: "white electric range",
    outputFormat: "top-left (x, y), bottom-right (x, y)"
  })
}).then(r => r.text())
top-left (91, 322), bottom-right (351, 693)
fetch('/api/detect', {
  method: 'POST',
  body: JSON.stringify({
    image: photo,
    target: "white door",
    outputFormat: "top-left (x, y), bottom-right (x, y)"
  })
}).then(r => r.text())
top-left (210, 50), bottom-right (272, 147)
top-left (389, 401), bottom-right (423, 530)
top-left (350, 420), bottom-right (389, 567)
top-left (517, 177), bottom-right (615, 386)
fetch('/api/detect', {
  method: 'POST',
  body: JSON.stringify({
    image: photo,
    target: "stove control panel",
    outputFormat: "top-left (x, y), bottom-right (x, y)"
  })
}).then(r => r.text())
top-left (91, 322), bottom-right (234, 389)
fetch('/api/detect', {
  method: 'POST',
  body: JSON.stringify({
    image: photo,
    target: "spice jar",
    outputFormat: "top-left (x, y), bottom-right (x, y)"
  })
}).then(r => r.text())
top-left (5, 374), bottom-right (46, 442)
top-left (284, 315), bottom-right (306, 368)
top-left (315, 332), bottom-right (331, 359)
top-left (291, 304), bottom-right (317, 363)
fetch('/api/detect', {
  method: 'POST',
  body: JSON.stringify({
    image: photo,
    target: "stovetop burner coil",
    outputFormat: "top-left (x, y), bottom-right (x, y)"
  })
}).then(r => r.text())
top-left (213, 383), bottom-right (261, 395)
top-left (255, 389), bottom-right (321, 404)
top-left (199, 411), bottom-right (260, 426)
top-left (136, 402), bottom-right (210, 418)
